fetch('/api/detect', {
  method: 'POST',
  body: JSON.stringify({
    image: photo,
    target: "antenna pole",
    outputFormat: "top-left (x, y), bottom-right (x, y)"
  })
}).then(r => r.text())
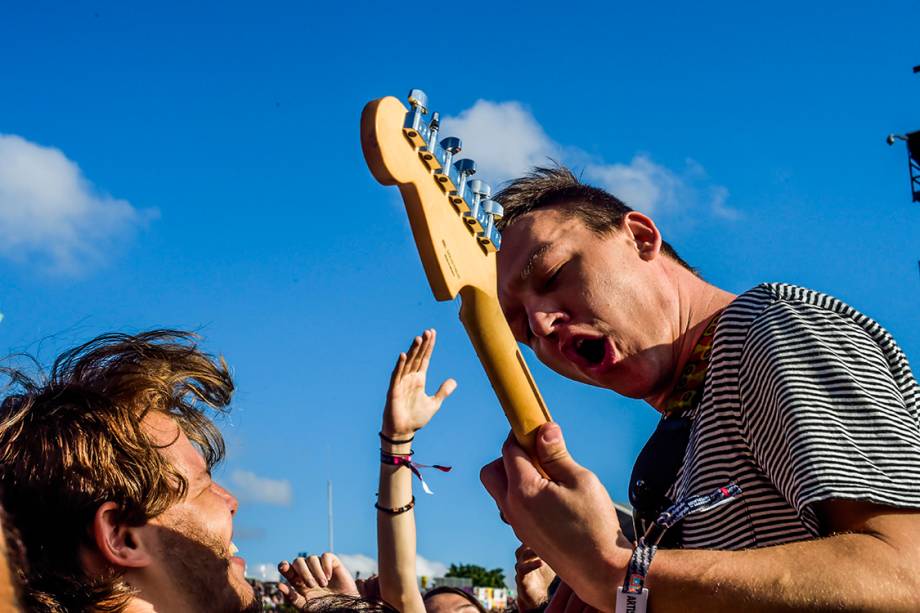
top-left (327, 480), bottom-right (334, 553)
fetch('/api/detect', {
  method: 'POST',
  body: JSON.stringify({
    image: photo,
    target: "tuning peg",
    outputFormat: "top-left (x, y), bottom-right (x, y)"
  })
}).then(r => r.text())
top-left (467, 179), bottom-right (484, 210)
top-left (439, 137), bottom-right (461, 167)
top-left (407, 89), bottom-right (428, 114)
top-left (465, 180), bottom-right (491, 232)
top-left (478, 199), bottom-right (504, 252)
top-left (403, 89), bottom-right (430, 147)
top-left (489, 226), bottom-right (502, 250)
top-left (450, 159), bottom-right (477, 210)
top-left (484, 199), bottom-right (503, 223)
top-left (468, 179), bottom-right (491, 204)
top-left (427, 112), bottom-right (440, 149)
top-left (434, 137), bottom-right (462, 188)
top-left (418, 112), bottom-right (441, 168)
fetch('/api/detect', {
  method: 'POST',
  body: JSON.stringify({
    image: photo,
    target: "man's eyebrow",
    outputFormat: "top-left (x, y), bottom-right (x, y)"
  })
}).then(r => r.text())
top-left (520, 243), bottom-right (553, 284)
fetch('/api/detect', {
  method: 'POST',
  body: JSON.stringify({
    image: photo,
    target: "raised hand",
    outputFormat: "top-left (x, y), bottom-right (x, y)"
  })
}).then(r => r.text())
top-left (277, 553), bottom-right (359, 609)
top-left (515, 544), bottom-right (557, 612)
top-left (382, 329), bottom-right (457, 439)
top-left (354, 574), bottom-right (381, 602)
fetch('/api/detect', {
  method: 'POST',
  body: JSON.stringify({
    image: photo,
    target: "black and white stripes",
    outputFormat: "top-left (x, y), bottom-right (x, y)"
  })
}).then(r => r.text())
top-left (672, 283), bottom-right (920, 550)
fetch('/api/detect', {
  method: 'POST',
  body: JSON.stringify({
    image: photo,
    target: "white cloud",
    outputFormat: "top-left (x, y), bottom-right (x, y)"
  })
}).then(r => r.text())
top-left (585, 155), bottom-right (680, 214)
top-left (337, 553), bottom-right (449, 579)
top-left (338, 553), bottom-right (378, 578)
top-left (230, 469), bottom-right (293, 506)
top-left (0, 134), bottom-right (155, 274)
top-left (439, 100), bottom-right (562, 184)
top-left (709, 185), bottom-right (741, 220)
top-left (416, 554), bottom-right (449, 578)
top-left (440, 102), bottom-right (739, 221)
top-left (247, 562), bottom-right (281, 582)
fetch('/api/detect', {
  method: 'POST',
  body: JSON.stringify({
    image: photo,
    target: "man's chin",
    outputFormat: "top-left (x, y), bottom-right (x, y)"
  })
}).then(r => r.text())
top-left (596, 364), bottom-right (656, 398)
top-left (230, 570), bottom-right (259, 613)
top-left (231, 565), bottom-right (254, 592)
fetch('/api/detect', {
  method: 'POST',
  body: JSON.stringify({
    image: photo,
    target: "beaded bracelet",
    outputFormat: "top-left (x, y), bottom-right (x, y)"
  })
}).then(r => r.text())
top-left (375, 496), bottom-right (415, 515)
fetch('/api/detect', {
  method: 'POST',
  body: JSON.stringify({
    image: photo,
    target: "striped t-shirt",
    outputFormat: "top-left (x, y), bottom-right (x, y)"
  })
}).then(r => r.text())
top-left (672, 283), bottom-right (920, 550)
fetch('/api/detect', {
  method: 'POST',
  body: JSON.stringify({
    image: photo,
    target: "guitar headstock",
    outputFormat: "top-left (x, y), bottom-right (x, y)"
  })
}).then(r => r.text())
top-left (362, 90), bottom-right (553, 452)
top-left (361, 89), bottom-right (504, 301)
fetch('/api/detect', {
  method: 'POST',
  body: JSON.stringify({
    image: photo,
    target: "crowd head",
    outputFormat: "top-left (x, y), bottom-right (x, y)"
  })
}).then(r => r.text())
top-left (0, 330), bottom-right (257, 612)
top-left (422, 587), bottom-right (488, 613)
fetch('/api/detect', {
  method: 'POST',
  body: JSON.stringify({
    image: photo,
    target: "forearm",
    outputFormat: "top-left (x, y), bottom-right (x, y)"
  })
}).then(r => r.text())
top-left (376, 438), bottom-right (425, 613)
top-left (618, 533), bottom-right (920, 613)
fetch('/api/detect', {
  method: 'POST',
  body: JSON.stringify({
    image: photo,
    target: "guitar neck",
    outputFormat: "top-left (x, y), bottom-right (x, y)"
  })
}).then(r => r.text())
top-left (458, 286), bottom-right (552, 453)
top-left (360, 91), bottom-right (553, 456)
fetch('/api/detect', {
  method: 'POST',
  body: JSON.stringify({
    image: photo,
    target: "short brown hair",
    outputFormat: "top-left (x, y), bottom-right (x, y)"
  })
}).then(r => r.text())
top-left (0, 330), bottom-right (234, 612)
top-left (495, 165), bottom-right (695, 272)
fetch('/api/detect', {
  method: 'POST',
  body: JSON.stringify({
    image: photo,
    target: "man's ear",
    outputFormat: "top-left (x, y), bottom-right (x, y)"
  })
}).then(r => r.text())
top-left (622, 211), bottom-right (662, 262)
top-left (92, 502), bottom-right (153, 569)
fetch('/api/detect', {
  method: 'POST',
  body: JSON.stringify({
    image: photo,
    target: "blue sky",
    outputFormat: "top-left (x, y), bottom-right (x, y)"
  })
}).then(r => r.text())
top-left (1, 0), bottom-right (918, 583)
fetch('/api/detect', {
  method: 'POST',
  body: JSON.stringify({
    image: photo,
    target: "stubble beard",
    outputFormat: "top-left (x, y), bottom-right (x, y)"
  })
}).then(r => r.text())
top-left (157, 515), bottom-right (259, 613)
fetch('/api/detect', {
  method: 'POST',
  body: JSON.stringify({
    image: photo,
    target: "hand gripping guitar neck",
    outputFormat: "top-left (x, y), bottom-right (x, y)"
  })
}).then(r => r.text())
top-left (360, 89), bottom-right (552, 455)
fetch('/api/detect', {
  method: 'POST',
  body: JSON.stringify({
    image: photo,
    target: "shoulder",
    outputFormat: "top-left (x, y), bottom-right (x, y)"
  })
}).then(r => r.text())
top-left (738, 283), bottom-right (903, 363)
top-left (725, 284), bottom-right (916, 414)
top-left (723, 283), bottom-right (893, 352)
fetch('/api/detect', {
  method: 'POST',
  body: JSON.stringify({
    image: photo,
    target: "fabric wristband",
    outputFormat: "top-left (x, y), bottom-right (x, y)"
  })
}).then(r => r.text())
top-left (380, 449), bottom-right (451, 495)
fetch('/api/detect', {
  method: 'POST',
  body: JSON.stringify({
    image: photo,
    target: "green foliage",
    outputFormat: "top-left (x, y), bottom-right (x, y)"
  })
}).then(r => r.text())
top-left (445, 563), bottom-right (506, 588)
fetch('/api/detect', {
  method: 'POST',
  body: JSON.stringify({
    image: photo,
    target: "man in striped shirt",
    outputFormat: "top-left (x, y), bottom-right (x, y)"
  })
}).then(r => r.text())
top-left (480, 166), bottom-right (920, 612)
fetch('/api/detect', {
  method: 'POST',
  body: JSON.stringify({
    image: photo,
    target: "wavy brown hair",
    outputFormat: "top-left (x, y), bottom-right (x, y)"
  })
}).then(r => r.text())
top-left (0, 330), bottom-right (234, 612)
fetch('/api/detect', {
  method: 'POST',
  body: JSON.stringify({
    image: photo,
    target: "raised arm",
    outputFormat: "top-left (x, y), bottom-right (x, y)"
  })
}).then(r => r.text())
top-left (377, 329), bottom-right (456, 613)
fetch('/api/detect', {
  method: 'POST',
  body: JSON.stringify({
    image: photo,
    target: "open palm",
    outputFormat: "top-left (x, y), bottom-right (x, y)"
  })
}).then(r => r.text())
top-left (382, 329), bottom-right (456, 438)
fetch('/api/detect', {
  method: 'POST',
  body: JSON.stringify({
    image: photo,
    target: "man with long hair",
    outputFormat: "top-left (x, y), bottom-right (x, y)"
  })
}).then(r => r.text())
top-left (0, 330), bottom-right (259, 612)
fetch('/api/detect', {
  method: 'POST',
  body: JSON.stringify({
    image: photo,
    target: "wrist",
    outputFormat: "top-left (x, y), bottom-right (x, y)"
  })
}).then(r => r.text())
top-left (379, 428), bottom-right (414, 455)
top-left (380, 441), bottom-right (412, 455)
top-left (586, 546), bottom-right (632, 612)
top-left (379, 427), bottom-right (414, 440)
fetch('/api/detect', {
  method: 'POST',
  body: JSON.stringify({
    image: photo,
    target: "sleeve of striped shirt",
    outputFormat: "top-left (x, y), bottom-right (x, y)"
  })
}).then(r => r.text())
top-left (738, 299), bottom-right (920, 524)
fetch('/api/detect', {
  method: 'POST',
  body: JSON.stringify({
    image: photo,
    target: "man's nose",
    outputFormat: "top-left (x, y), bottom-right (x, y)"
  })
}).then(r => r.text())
top-left (215, 482), bottom-right (240, 515)
top-left (528, 308), bottom-right (566, 338)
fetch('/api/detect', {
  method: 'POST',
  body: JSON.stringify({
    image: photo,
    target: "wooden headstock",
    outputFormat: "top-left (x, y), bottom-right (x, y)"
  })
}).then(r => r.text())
top-left (361, 90), bottom-right (552, 453)
top-left (361, 93), bottom-right (501, 300)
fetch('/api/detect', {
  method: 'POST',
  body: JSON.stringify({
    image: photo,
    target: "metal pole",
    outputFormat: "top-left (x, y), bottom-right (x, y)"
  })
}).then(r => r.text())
top-left (327, 480), bottom-right (334, 553)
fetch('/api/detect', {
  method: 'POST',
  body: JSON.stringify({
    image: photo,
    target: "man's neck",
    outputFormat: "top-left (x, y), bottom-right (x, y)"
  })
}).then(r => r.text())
top-left (645, 268), bottom-right (736, 413)
top-left (121, 586), bottom-right (185, 613)
top-left (123, 599), bottom-right (157, 613)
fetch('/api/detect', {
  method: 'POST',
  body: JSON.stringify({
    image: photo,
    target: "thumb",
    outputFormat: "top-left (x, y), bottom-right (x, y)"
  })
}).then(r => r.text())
top-left (434, 378), bottom-right (457, 404)
top-left (536, 422), bottom-right (580, 482)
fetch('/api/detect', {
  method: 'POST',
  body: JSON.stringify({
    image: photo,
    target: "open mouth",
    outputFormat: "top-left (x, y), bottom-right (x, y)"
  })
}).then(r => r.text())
top-left (574, 336), bottom-right (607, 366)
top-left (229, 541), bottom-right (246, 570)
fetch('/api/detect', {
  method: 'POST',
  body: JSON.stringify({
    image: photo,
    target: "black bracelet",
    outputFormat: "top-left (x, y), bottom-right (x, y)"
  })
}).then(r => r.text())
top-left (374, 496), bottom-right (415, 515)
top-left (379, 431), bottom-right (414, 445)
